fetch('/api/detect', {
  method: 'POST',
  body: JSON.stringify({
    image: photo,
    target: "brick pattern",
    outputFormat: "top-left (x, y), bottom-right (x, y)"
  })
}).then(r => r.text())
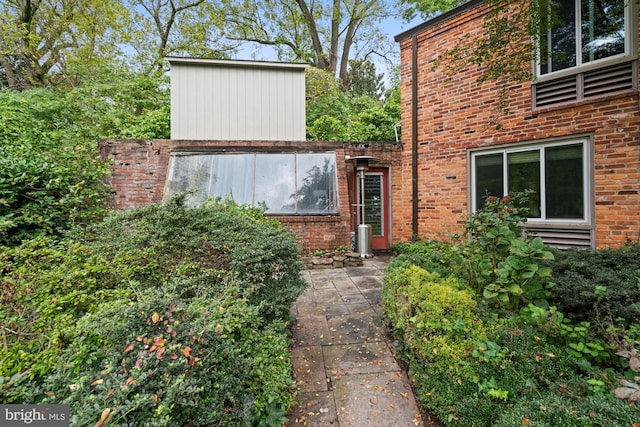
top-left (396, 4), bottom-right (640, 248)
top-left (99, 139), bottom-right (402, 252)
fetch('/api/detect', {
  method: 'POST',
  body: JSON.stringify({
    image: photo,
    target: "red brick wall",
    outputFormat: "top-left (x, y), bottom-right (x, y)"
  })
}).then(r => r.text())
top-left (396, 3), bottom-right (640, 248)
top-left (99, 139), bottom-right (401, 252)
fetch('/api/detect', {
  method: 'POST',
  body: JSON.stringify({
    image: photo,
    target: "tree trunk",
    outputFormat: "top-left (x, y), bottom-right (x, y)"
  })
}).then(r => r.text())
top-left (296, 0), bottom-right (330, 70)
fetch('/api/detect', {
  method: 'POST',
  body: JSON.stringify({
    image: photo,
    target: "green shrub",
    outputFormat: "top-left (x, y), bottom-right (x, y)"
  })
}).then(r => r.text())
top-left (459, 192), bottom-right (556, 310)
top-left (493, 391), bottom-right (639, 427)
top-left (0, 89), bottom-right (112, 246)
top-left (43, 284), bottom-right (251, 425)
top-left (391, 240), bottom-right (461, 278)
top-left (1, 198), bottom-right (305, 425)
top-left (406, 322), bottom-right (639, 426)
top-left (383, 261), bottom-right (486, 371)
top-left (548, 244), bottom-right (640, 324)
top-left (0, 237), bottom-right (132, 384)
top-left (385, 243), bottom-right (640, 426)
top-left (79, 197), bottom-right (306, 322)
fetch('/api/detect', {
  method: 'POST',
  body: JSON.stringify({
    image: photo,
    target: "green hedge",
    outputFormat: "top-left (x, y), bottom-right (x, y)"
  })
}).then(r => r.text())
top-left (548, 245), bottom-right (640, 324)
top-left (384, 252), bottom-right (640, 426)
top-left (0, 198), bottom-right (306, 425)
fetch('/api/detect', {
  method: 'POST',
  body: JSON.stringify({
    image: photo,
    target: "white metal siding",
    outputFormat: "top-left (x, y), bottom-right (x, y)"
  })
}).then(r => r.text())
top-left (169, 59), bottom-right (307, 141)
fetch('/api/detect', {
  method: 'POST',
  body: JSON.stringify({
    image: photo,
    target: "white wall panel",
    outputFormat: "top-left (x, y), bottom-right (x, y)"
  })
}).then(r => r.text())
top-left (169, 58), bottom-right (307, 141)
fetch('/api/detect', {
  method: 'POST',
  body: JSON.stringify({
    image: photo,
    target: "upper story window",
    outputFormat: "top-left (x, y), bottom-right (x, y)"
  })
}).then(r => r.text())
top-left (165, 152), bottom-right (339, 215)
top-left (538, 0), bottom-right (630, 76)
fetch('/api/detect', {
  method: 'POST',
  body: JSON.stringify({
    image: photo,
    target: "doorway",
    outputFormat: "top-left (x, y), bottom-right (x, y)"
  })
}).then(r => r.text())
top-left (355, 167), bottom-right (390, 250)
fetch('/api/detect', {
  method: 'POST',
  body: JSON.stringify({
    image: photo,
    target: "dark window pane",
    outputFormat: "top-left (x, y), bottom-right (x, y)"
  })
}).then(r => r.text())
top-left (581, 0), bottom-right (625, 63)
top-left (362, 174), bottom-right (383, 236)
top-left (508, 150), bottom-right (541, 217)
top-left (545, 144), bottom-right (584, 219)
top-left (549, 0), bottom-right (577, 73)
top-left (475, 153), bottom-right (504, 209)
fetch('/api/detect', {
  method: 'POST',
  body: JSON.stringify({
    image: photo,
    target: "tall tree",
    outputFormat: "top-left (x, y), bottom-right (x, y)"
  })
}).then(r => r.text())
top-left (125, 0), bottom-right (232, 73)
top-left (0, 0), bottom-right (129, 89)
top-left (346, 58), bottom-right (384, 99)
top-left (219, 0), bottom-right (398, 88)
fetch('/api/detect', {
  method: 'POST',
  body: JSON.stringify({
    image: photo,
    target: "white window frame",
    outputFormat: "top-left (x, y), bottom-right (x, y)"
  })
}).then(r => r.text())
top-left (535, 0), bottom-right (638, 82)
top-left (470, 136), bottom-right (592, 226)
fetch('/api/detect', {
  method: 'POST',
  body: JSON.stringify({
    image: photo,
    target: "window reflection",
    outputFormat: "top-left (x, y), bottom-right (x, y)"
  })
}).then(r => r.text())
top-left (540, 0), bottom-right (626, 75)
top-left (165, 152), bottom-right (339, 214)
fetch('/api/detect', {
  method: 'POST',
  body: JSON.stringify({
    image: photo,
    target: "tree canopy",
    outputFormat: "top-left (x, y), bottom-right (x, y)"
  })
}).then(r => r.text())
top-left (219, 0), bottom-right (399, 88)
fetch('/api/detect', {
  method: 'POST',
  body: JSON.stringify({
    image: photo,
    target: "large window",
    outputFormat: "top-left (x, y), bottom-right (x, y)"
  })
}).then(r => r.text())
top-left (165, 152), bottom-right (339, 214)
top-left (538, 0), bottom-right (631, 76)
top-left (471, 139), bottom-right (590, 223)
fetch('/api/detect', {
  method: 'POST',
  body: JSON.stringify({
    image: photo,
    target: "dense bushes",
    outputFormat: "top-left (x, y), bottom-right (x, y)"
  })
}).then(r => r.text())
top-left (385, 194), bottom-right (640, 426)
top-left (549, 245), bottom-right (640, 324)
top-left (0, 89), bottom-right (112, 245)
top-left (0, 198), bottom-right (306, 425)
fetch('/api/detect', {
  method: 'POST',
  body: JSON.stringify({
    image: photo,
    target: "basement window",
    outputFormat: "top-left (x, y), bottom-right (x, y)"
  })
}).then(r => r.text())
top-left (164, 152), bottom-right (339, 215)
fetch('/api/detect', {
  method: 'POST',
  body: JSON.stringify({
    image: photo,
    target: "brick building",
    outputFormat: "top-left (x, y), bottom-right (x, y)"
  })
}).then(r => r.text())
top-left (393, 0), bottom-right (639, 248)
top-left (100, 58), bottom-right (402, 253)
top-left (100, 138), bottom-right (401, 252)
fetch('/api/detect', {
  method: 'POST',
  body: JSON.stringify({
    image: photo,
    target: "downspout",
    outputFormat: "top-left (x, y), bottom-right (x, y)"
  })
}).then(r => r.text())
top-left (411, 34), bottom-right (419, 241)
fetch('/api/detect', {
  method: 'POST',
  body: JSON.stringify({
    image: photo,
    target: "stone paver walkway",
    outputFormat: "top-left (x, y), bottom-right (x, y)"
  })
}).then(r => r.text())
top-left (287, 256), bottom-right (437, 427)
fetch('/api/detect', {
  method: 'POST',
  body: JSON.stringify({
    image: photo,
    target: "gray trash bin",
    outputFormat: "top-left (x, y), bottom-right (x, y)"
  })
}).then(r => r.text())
top-left (357, 224), bottom-right (373, 258)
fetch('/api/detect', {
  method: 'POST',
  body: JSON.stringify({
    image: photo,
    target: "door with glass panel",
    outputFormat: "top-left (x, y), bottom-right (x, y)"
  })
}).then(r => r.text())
top-left (355, 168), bottom-right (389, 250)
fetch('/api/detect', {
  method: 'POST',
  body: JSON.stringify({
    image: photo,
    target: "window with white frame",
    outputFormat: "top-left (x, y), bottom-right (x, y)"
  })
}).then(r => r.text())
top-left (471, 138), bottom-right (591, 223)
top-left (164, 152), bottom-right (339, 214)
top-left (538, 0), bottom-right (632, 76)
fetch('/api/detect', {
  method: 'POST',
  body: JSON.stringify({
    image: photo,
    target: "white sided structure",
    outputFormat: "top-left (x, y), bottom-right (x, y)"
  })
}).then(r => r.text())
top-left (167, 57), bottom-right (308, 141)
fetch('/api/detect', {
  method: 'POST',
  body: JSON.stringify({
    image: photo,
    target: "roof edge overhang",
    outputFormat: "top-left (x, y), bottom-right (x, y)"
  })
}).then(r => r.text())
top-left (394, 0), bottom-right (484, 42)
top-left (165, 56), bottom-right (310, 71)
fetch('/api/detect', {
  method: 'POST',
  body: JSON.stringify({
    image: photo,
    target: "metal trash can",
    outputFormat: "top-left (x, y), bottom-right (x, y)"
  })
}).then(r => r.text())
top-left (357, 224), bottom-right (373, 258)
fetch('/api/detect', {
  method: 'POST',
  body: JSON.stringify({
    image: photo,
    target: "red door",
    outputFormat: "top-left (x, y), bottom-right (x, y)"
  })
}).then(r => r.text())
top-left (355, 167), bottom-right (390, 250)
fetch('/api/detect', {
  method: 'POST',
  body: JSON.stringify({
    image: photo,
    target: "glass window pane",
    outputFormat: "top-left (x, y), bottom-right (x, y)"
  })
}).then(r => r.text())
top-left (295, 153), bottom-right (339, 214)
top-left (211, 154), bottom-right (254, 205)
top-left (255, 153), bottom-right (296, 213)
top-left (547, 1), bottom-right (577, 73)
top-left (581, 0), bottom-right (625, 63)
top-left (362, 174), bottom-right (383, 236)
top-left (475, 153), bottom-right (504, 209)
top-left (508, 150), bottom-right (541, 217)
top-left (545, 144), bottom-right (584, 219)
top-left (165, 155), bottom-right (213, 206)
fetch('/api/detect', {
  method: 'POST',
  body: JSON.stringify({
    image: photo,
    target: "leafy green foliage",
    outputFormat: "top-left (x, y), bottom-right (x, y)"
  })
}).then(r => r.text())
top-left (399, 0), bottom-right (468, 20)
top-left (1, 198), bottom-right (306, 425)
top-left (427, 0), bottom-right (561, 84)
top-left (383, 262), bottom-right (487, 371)
top-left (388, 204), bottom-right (640, 425)
top-left (306, 67), bottom-right (401, 142)
top-left (0, 89), bottom-right (112, 245)
top-left (458, 192), bottom-right (556, 310)
top-left (548, 244), bottom-right (640, 324)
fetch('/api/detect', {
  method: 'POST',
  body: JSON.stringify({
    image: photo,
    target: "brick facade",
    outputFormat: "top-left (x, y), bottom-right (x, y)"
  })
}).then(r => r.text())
top-left (394, 2), bottom-right (640, 248)
top-left (99, 139), bottom-right (401, 252)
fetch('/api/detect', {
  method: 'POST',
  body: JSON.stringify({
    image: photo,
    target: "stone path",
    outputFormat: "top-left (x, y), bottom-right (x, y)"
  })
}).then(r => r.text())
top-left (287, 256), bottom-right (437, 427)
